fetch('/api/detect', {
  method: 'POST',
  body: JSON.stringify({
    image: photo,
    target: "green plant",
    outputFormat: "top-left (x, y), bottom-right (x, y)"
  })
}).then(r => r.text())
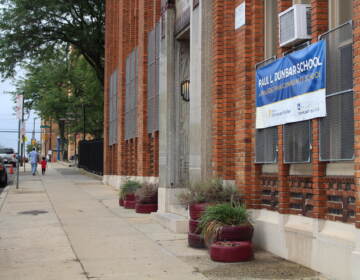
top-left (198, 203), bottom-right (250, 245)
top-left (119, 180), bottom-right (141, 199)
top-left (135, 183), bottom-right (158, 204)
top-left (177, 178), bottom-right (242, 206)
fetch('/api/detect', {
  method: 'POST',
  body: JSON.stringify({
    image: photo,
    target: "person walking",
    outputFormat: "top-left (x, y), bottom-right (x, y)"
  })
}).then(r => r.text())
top-left (40, 157), bottom-right (47, 175)
top-left (29, 148), bottom-right (39, 176)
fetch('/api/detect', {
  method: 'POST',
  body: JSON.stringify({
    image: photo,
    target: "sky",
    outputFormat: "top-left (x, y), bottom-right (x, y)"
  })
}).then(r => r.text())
top-left (0, 75), bottom-right (41, 151)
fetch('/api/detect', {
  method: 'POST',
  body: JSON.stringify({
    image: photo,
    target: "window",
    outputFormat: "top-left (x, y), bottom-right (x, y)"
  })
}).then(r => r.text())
top-left (125, 48), bottom-right (138, 140)
top-left (109, 69), bottom-right (118, 145)
top-left (255, 57), bottom-right (278, 163)
top-left (329, 0), bottom-right (352, 29)
top-left (283, 42), bottom-right (311, 163)
top-left (284, 121), bottom-right (311, 163)
top-left (320, 22), bottom-right (353, 161)
top-left (256, 127), bottom-right (278, 163)
top-left (147, 22), bottom-right (161, 133)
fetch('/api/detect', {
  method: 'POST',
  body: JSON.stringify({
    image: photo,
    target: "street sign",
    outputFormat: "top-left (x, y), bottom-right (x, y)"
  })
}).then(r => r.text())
top-left (15, 95), bottom-right (23, 120)
top-left (20, 121), bottom-right (26, 139)
top-left (40, 125), bottom-right (51, 128)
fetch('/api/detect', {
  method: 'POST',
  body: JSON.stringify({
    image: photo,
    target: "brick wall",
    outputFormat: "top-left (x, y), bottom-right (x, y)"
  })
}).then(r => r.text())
top-left (353, 0), bottom-right (360, 228)
top-left (105, 0), bottom-right (360, 226)
top-left (211, 0), bottom-right (236, 180)
top-left (310, 0), bottom-right (328, 219)
top-left (104, 0), bottom-right (161, 178)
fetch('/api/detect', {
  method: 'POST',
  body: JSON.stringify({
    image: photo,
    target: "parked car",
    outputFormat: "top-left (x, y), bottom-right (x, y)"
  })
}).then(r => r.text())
top-left (0, 157), bottom-right (8, 188)
top-left (0, 148), bottom-right (17, 167)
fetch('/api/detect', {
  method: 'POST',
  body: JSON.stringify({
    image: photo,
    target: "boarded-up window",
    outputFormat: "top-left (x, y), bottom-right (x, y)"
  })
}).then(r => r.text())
top-left (147, 22), bottom-right (161, 133)
top-left (125, 48), bottom-right (138, 140)
top-left (109, 69), bottom-right (118, 145)
top-left (320, 22), bottom-right (353, 161)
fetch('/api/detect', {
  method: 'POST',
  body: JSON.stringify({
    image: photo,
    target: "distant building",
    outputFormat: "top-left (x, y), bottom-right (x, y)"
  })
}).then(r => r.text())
top-left (104, 1), bottom-right (359, 278)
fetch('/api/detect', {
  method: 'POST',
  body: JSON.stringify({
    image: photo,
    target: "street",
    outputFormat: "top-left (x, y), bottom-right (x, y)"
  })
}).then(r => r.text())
top-left (0, 163), bottom-right (325, 280)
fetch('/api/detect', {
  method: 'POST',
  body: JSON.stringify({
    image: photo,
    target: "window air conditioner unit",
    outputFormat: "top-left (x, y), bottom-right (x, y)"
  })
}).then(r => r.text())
top-left (279, 4), bottom-right (311, 48)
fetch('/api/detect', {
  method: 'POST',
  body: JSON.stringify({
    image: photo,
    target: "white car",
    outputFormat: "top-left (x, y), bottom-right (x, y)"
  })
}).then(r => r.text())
top-left (0, 148), bottom-right (17, 167)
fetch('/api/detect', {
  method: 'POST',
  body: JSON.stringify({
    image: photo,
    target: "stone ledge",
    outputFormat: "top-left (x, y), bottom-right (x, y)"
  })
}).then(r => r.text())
top-left (152, 212), bottom-right (189, 234)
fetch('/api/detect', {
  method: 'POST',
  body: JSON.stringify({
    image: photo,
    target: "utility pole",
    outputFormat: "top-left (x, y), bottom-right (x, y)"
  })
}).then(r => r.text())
top-left (32, 117), bottom-right (36, 143)
top-left (16, 95), bottom-right (24, 189)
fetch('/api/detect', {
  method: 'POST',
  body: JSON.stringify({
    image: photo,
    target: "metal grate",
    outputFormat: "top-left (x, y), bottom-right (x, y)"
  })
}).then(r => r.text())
top-left (109, 69), bottom-right (118, 146)
top-left (284, 121), bottom-right (311, 163)
top-left (147, 22), bottom-right (161, 133)
top-left (279, 9), bottom-right (295, 44)
top-left (125, 48), bottom-right (138, 140)
top-left (319, 22), bottom-right (354, 161)
top-left (255, 57), bottom-right (277, 163)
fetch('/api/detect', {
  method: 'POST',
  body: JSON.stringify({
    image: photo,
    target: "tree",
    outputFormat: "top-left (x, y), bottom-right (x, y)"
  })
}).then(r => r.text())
top-left (27, 143), bottom-right (41, 155)
top-left (0, 0), bottom-right (105, 85)
top-left (13, 49), bottom-right (103, 152)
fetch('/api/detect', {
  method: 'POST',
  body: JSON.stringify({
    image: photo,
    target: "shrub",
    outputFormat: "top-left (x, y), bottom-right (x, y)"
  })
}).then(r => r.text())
top-left (198, 203), bottom-right (250, 245)
top-left (135, 182), bottom-right (158, 204)
top-left (177, 178), bottom-right (242, 206)
top-left (119, 180), bottom-right (141, 199)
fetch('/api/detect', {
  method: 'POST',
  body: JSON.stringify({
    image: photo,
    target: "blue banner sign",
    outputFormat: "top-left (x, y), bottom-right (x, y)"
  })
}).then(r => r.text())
top-left (256, 40), bottom-right (326, 129)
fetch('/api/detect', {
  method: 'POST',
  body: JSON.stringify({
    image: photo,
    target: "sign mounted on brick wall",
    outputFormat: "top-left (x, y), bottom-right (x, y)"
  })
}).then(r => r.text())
top-left (235, 2), bottom-right (245, 29)
top-left (256, 40), bottom-right (326, 129)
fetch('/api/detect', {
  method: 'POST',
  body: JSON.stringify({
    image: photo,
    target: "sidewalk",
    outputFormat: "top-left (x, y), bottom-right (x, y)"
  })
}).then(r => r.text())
top-left (0, 164), bottom-right (326, 280)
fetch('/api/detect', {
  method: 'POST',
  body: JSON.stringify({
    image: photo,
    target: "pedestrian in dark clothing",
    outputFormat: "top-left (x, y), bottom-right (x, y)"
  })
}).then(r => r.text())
top-left (41, 157), bottom-right (47, 175)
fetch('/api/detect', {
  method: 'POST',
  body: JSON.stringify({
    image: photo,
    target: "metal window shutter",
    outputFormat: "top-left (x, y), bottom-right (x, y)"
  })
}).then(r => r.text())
top-left (319, 22), bottom-right (354, 161)
top-left (255, 127), bottom-right (278, 163)
top-left (284, 121), bottom-right (311, 163)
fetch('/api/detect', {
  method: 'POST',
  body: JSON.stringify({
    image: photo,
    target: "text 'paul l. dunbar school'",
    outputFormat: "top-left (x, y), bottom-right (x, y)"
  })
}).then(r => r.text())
top-left (103, 1), bottom-right (360, 278)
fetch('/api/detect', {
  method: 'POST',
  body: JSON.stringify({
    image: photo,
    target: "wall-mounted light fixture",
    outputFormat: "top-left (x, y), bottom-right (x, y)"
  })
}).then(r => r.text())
top-left (181, 80), bottom-right (190, 102)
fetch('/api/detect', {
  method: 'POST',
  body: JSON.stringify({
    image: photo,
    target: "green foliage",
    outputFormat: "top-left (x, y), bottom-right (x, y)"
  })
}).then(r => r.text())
top-left (13, 50), bottom-right (103, 138)
top-left (177, 179), bottom-right (242, 206)
top-left (198, 203), bottom-right (250, 245)
top-left (135, 183), bottom-right (158, 204)
top-left (26, 143), bottom-right (41, 154)
top-left (119, 180), bottom-right (142, 199)
top-left (0, 0), bottom-right (105, 84)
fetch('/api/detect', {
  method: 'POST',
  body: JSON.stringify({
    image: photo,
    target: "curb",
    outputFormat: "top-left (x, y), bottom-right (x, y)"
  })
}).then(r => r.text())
top-left (0, 185), bottom-right (10, 212)
top-left (57, 161), bottom-right (102, 181)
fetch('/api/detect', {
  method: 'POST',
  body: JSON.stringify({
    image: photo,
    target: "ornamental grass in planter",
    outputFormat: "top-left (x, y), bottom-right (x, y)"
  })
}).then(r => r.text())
top-left (198, 203), bottom-right (254, 262)
top-left (198, 203), bottom-right (253, 246)
top-left (177, 179), bottom-right (242, 218)
top-left (177, 179), bottom-right (242, 249)
top-left (119, 180), bottom-right (141, 209)
top-left (135, 183), bottom-right (158, 214)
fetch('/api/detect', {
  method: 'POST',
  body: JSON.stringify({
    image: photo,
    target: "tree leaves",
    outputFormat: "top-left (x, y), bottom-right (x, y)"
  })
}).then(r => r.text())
top-left (12, 50), bottom-right (103, 138)
top-left (0, 0), bottom-right (104, 84)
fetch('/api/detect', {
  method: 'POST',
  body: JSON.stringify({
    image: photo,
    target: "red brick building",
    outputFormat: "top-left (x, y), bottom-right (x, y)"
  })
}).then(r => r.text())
top-left (104, 1), bottom-right (359, 278)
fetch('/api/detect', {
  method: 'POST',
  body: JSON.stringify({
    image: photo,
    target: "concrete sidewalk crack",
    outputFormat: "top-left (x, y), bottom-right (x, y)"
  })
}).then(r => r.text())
top-left (39, 176), bottom-right (91, 280)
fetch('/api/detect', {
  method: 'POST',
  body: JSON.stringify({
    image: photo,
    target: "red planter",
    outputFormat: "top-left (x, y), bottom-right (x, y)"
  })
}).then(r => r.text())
top-left (125, 193), bottom-right (135, 201)
top-left (210, 241), bottom-right (253, 262)
top-left (119, 198), bottom-right (124, 207)
top-left (124, 200), bottom-right (136, 209)
top-left (188, 232), bottom-right (205, 249)
top-left (135, 203), bottom-right (158, 214)
top-left (136, 194), bottom-right (158, 204)
top-left (217, 224), bottom-right (254, 242)
top-left (189, 203), bottom-right (208, 220)
top-left (189, 219), bottom-right (201, 234)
